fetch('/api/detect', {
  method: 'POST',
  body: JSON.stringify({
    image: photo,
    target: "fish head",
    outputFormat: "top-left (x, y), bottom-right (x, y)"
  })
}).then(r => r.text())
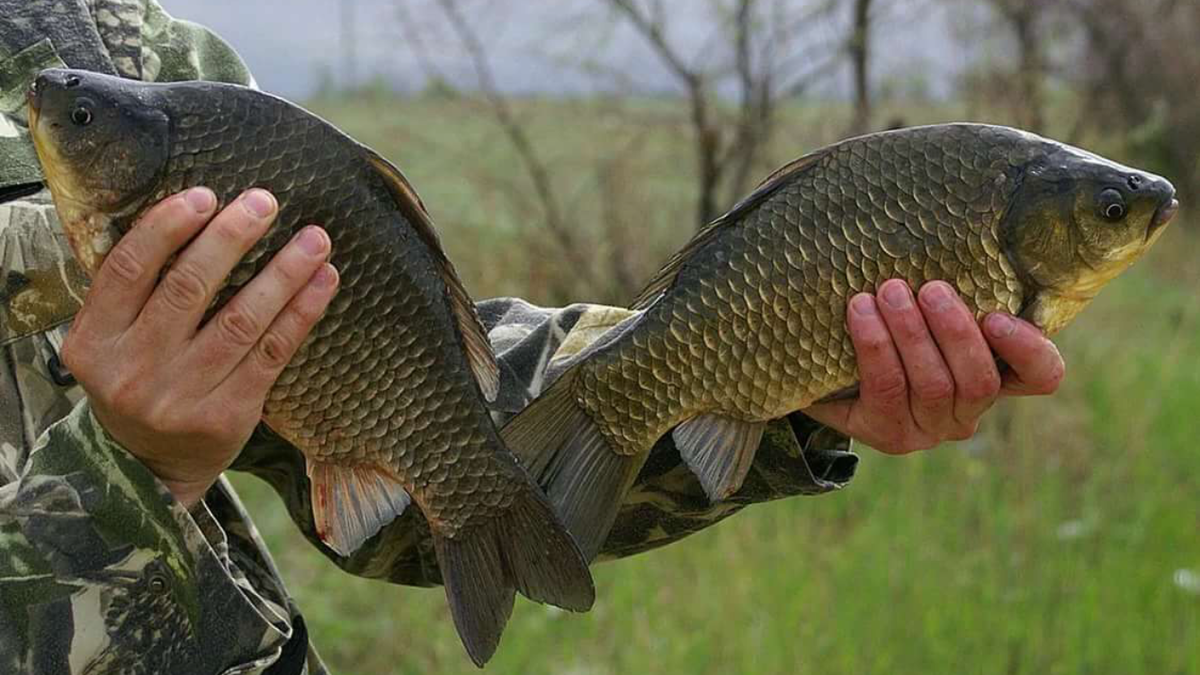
top-left (1001, 141), bottom-right (1178, 331)
top-left (28, 68), bottom-right (170, 274)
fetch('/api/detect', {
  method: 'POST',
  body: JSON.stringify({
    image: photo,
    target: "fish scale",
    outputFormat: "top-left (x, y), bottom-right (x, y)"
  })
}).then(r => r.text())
top-left (28, 68), bottom-right (593, 667)
top-left (503, 122), bottom-right (1177, 565)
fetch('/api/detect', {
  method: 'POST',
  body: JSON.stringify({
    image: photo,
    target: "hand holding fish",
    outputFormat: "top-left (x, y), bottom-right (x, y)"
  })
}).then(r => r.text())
top-left (803, 279), bottom-right (1065, 455)
top-left (59, 187), bottom-right (339, 509)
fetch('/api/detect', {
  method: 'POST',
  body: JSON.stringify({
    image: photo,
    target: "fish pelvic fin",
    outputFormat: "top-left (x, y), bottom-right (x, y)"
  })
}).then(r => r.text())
top-left (364, 149), bottom-right (500, 401)
top-left (501, 368), bottom-right (646, 562)
top-left (672, 414), bottom-right (765, 502)
top-left (435, 467), bottom-right (596, 667)
top-left (307, 461), bottom-right (412, 556)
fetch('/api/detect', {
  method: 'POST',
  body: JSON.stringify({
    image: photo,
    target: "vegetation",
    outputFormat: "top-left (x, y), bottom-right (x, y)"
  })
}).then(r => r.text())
top-left (227, 91), bottom-right (1200, 674)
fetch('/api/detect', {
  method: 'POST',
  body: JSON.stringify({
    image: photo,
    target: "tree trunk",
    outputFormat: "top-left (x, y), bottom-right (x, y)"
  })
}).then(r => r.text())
top-left (848, 0), bottom-right (873, 136)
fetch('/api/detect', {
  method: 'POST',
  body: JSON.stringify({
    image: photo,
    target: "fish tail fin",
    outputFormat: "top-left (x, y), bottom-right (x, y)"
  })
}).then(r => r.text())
top-left (502, 368), bottom-right (646, 561)
top-left (434, 471), bottom-right (595, 667)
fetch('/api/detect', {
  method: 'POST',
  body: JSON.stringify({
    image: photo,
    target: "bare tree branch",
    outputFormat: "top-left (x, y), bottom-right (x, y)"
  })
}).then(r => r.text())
top-left (433, 0), bottom-right (602, 290)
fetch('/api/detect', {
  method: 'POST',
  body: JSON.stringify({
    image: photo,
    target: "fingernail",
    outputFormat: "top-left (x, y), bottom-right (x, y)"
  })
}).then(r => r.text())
top-left (297, 226), bottom-right (328, 256)
top-left (312, 264), bottom-right (338, 289)
top-left (986, 313), bottom-right (1016, 338)
top-left (851, 294), bottom-right (877, 316)
top-left (919, 282), bottom-right (954, 313)
top-left (184, 187), bottom-right (215, 213)
top-left (881, 280), bottom-right (911, 310)
top-left (241, 189), bottom-right (276, 218)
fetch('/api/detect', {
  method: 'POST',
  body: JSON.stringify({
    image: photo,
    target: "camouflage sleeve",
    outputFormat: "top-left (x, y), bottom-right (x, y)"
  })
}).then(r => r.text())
top-left (0, 401), bottom-right (311, 674)
top-left (233, 299), bottom-right (859, 586)
top-left (1, 3), bottom-right (332, 671)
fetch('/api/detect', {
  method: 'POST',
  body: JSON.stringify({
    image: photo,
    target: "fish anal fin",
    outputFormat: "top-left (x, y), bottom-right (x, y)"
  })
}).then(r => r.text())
top-left (501, 367), bottom-right (643, 561)
top-left (363, 150), bottom-right (499, 400)
top-left (307, 461), bottom-right (412, 556)
top-left (672, 414), bottom-right (765, 503)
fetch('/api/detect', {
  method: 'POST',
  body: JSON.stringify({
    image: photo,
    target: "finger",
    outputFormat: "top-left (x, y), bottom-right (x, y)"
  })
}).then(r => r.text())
top-left (918, 281), bottom-right (1001, 426)
top-left (802, 398), bottom-right (853, 435)
top-left (983, 313), bottom-right (1066, 396)
top-left (845, 292), bottom-right (918, 451)
top-left (221, 263), bottom-right (339, 398)
top-left (79, 188), bottom-right (217, 337)
top-left (138, 189), bottom-right (278, 344)
top-left (190, 226), bottom-right (331, 385)
top-left (876, 279), bottom-right (954, 436)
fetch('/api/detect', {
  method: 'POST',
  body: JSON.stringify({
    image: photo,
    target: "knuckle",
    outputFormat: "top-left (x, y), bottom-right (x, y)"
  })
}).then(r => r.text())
top-left (59, 336), bottom-right (88, 377)
top-left (212, 214), bottom-right (257, 247)
top-left (961, 370), bottom-right (1002, 402)
top-left (159, 263), bottom-right (210, 312)
top-left (290, 294), bottom-right (327, 327)
top-left (105, 378), bottom-right (147, 419)
top-left (103, 245), bottom-right (146, 286)
top-left (949, 422), bottom-right (979, 442)
top-left (216, 305), bottom-right (262, 347)
top-left (893, 317), bottom-right (927, 344)
top-left (859, 332), bottom-right (890, 357)
top-left (254, 330), bottom-right (294, 372)
top-left (913, 375), bottom-right (954, 404)
top-left (867, 371), bottom-right (908, 402)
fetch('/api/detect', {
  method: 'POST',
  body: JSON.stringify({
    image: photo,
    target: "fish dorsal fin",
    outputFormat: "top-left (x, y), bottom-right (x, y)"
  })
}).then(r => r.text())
top-left (630, 150), bottom-right (828, 310)
top-left (364, 150), bottom-right (500, 401)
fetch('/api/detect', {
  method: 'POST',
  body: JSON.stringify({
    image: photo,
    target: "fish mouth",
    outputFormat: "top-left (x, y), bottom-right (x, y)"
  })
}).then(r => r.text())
top-left (26, 78), bottom-right (41, 117)
top-left (1148, 197), bottom-right (1180, 241)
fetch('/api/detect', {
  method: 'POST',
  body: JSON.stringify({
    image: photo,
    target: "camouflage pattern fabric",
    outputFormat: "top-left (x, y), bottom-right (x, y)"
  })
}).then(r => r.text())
top-left (0, 1), bottom-right (858, 672)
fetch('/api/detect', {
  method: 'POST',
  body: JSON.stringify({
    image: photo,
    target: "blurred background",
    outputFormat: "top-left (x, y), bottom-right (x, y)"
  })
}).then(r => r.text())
top-left (171, 0), bottom-right (1197, 672)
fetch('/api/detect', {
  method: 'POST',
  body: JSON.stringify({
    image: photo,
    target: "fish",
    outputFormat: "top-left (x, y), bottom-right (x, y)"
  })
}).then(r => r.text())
top-left (26, 67), bottom-right (594, 666)
top-left (502, 123), bottom-right (1179, 561)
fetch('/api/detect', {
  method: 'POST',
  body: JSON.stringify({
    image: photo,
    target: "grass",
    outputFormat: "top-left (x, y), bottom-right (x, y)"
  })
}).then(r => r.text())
top-left (227, 94), bottom-right (1199, 674)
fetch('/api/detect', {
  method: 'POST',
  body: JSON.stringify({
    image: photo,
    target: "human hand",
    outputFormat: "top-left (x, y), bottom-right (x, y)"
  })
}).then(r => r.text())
top-left (61, 188), bottom-right (339, 508)
top-left (803, 279), bottom-right (1065, 455)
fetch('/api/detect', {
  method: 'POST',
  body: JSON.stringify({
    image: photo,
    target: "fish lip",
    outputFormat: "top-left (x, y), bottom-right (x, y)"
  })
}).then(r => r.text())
top-left (1148, 197), bottom-right (1180, 240)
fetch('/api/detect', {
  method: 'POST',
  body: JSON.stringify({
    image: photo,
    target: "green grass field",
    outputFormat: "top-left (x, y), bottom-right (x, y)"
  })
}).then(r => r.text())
top-left (228, 94), bottom-right (1199, 674)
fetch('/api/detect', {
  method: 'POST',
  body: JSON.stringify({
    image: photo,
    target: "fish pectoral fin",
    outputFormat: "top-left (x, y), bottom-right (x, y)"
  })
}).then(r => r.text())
top-left (362, 149), bottom-right (500, 401)
top-left (307, 461), bottom-right (412, 556)
top-left (672, 414), bottom-right (766, 503)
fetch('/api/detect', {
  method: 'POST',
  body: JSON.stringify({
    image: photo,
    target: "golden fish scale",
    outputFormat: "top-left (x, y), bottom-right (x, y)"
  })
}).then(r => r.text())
top-left (145, 87), bottom-right (521, 534)
top-left (577, 127), bottom-right (1029, 455)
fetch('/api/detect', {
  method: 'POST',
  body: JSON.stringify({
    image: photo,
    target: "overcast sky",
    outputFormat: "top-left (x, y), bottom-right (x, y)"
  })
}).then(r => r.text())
top-left (159, 0), bottom-right (977, 99)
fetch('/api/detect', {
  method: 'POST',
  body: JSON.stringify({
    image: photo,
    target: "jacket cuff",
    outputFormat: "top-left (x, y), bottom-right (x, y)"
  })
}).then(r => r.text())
top-left (8, 400), bottom-right (292, 671)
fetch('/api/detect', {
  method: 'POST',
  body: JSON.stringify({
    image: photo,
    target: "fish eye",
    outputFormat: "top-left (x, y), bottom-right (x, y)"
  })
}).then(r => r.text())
top-left (1099, 188), bottom-right (1126, 222)
top-left (70, 106), bottom-right (93, 127)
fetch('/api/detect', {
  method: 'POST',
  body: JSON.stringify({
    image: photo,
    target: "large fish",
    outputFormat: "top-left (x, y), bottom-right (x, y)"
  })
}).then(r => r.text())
top-left (26, 68), bottom-right (593, 666)
top-left (504, 123), bottom-right (1179, 561)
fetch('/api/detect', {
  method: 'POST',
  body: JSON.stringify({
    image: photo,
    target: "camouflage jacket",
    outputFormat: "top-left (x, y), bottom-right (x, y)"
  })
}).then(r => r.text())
top-left (0, 2), bottom-right (858, 673)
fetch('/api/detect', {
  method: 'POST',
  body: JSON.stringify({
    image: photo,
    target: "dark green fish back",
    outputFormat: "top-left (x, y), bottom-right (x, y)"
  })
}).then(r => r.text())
top-left (503, 124), bottom-right (1047, 560)
top-left (135, 85), bottom-right (514, 529)
top-left (95, 80), bottom-right (595, 665)
top-left (587, 124), bottom-right (1036, 454)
